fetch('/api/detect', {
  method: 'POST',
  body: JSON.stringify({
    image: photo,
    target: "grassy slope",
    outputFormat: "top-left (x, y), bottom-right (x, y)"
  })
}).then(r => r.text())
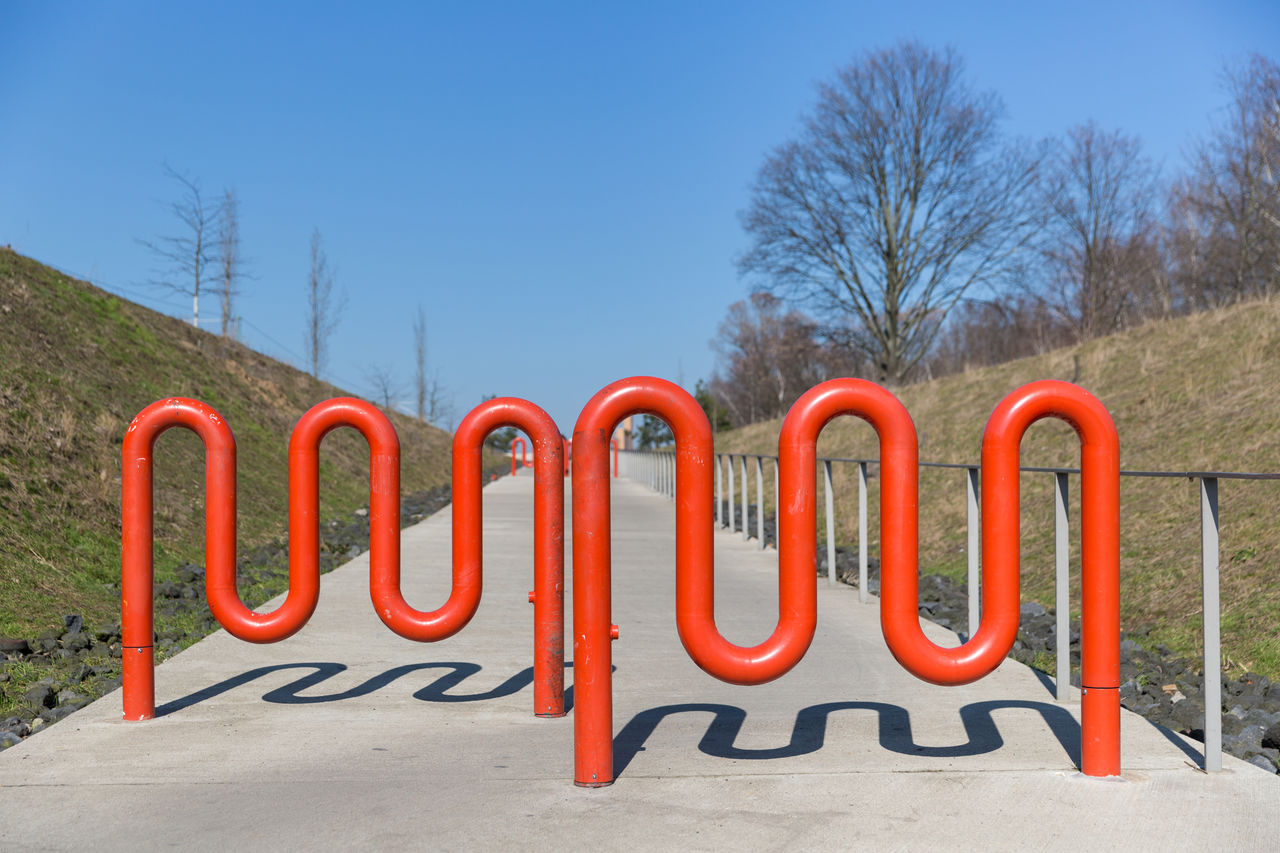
top-left (0, 247), bottom-right (482, 638)
top-left (716, 298), bottom-right (1280, 681)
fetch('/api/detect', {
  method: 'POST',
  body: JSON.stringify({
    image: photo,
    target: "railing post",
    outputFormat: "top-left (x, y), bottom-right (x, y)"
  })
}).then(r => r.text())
top-left (966, 466), bottom-right (979, 628)
top-left (1201, 476), bottom-right (1222, 772)
top-left (741, 454), bottom-right (749, 541)
top-left (715, 454), bottom-right (723, 527)
top-left (755, 456), bottom-right (765, 549)
top-left (1054, 471), bottom-right (1070, 702)
top-left (774, 458), bottom-right (781, 550)
top-left (858, 461), bottom-right (868, 603)
top-left (823, 459), bottom-right (836, 587)
top-left (726, 455), bottom-right (736, 533)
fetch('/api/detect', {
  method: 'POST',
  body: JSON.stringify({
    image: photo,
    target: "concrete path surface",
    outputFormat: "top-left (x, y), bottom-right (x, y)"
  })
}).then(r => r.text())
top-left (2, 473), bottom-right (1277, 851)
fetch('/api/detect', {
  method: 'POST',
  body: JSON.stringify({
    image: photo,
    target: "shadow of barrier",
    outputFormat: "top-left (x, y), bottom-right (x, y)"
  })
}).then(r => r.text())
top-left (154, 661), bottom-right (583, 717)
top-left (612, 700), bottom-right (1083, 776)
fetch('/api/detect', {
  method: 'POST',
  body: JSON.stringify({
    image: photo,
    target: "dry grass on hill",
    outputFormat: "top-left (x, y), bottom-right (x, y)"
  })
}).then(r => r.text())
top-left (0, 248), bottom-right (484, 639)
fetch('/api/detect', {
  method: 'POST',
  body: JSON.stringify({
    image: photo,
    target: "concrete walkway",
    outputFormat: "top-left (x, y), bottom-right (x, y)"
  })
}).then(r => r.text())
top-left (2, 473), bottom-right (1276, 851)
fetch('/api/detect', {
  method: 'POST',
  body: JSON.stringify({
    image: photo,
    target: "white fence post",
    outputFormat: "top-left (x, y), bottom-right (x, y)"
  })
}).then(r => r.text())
top-left (755, 457), bottom-right (765, 548)
top-left (715, 454), bottom-right (722, 527)
top-left (741, 455), bottom-right (750, 541)
top-left (1054, 471), bottom-right (1070, 702)
top-left (824, 459), bottom-right (836, 587)
top-left (966, 466), bottom-right (979, 632)
top-left (1201, 476), bottom-right (1222, 772)
top-left (858, 461), bottom-right (869, 603)
top-left (726, 456), bottom-right (736, 533)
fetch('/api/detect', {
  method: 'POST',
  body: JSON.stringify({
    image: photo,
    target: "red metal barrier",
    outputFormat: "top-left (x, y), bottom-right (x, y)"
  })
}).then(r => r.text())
top-left (122, 396), bottom-right (565, 720)
top-left (780, 378), bottom-right (1120, 777)
top-left (571, 376), bottom-right (815, 786)
top-left (450, 398), bottom-right (566, 716)
top-left (510, 436), bottom-right (529, 475)
top-left (562, 436), bottom-right (571, 477)
top-left (610, 438), bottom-right (619, 477)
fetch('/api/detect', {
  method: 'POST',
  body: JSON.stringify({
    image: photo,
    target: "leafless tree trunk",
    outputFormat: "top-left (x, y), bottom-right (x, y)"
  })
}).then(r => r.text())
top-left (215, 188), bottom-right (243, 337)
top-left (413, 305), bottom-right (427, 420)
top-left (365, 363), bottom-right (404, 411)
top-left (1170, 54), bottom-right (1280, 306)
top-left (739, 41), bottom-right (1042, 384)
top-left (709, 293), bottom-right (861, 426)
top-left (305, 228), bottom-right (343, 379)
top-left (138, 164), bottom-right (220, 328)
top-left (1038, 122), bottom-right (1162, 340)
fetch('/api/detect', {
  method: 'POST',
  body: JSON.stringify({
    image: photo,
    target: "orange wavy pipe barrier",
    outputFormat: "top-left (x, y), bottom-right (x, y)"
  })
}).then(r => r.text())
top-left (121, 396), bottom-right (564, 721)
top-left (571, 377), bottom-right (1119, 786)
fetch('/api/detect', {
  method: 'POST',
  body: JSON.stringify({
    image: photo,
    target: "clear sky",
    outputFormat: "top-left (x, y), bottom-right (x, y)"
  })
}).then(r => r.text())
top-left (2, 1), bottom-right (1278, 433)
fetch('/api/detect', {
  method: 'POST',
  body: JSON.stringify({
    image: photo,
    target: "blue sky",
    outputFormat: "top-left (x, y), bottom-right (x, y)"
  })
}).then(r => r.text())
top-left (2, 1), bottom-right (1278, 432)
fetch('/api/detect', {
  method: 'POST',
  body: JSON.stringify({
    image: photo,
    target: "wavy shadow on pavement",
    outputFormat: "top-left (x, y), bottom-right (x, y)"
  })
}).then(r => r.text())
top-left (154, 661), bottom-right (579, 717)
top-left (612, 700), bottom-right (1083, 777)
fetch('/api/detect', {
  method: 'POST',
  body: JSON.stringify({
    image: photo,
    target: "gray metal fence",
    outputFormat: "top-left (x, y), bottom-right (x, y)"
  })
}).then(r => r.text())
top-left (616, 447), bottom-right (1279, 774)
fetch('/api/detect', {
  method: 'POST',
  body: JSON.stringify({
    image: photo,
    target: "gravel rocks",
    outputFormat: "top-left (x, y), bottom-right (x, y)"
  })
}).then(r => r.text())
top-left (1, 473), bottom-right (498, 751)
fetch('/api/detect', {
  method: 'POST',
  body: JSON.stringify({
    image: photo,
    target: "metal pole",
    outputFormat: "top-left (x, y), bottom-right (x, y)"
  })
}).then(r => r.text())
top-left (774, 458), bottom-right (781, 551)
top-left (1054, 471), bottom-right (1070, 702)
top-left (824, 459), bottom-right (836, 587)
top-left (858, 461), bottom-right (868, 603)
top-left (966, 466), bottom-right (979, 631)
top-left (755, 456), bottom-right (765, 548)
top-left (1201, 476), bottom-right (1222, 772)
top-left (726, 455), bottom-right (736, 533)
top-left (715, 454), bottom-right (722, 527)
top-left (741, 455), bottom-right (749, 541)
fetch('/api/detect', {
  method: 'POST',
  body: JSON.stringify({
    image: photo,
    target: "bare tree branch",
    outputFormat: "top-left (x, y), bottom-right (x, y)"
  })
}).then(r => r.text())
top-left (739, 41), bottom-right (1042, 383)
top-left (214, 188), bottom-right (245, 338)
top-left (137, 164), bottom-right (220, 328)
top-left (1037, 121), bottom-right (1162, 340)
top-left (304, 228), bottom-right (345, 379)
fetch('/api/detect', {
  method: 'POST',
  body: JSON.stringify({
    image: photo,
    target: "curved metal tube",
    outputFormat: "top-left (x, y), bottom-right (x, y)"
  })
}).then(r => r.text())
top-left (398, 396), bottom-right (565, 716)
top-left (781, 378), bottom-right (1120, 777)
top-left (571, 376), bottom-right (816, 786)
top-left (122, 396), bottom-right (565, 720)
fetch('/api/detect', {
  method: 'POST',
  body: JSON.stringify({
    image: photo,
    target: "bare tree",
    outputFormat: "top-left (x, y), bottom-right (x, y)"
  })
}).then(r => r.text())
top-left (924, 294), bottom-right (1072, 377)
top-left (138, 164), bottom-right (220, 328)
top-left (709, 292), bottom-right (857, 426)
top-left (214, 188), bottom-right (244, 337)
top-left (1170, 54), bottom-right (1280, 306)
top-left (1038, 122), bottom-right (1162, 340)
top-left (365, 363), bottom-right (404, 411)
top-left (413, 305), bottom-right (427, 419)
top-left (739, 41), bottom-right (1042, 384)
top-left (304, 228), bottom-right (344, 379)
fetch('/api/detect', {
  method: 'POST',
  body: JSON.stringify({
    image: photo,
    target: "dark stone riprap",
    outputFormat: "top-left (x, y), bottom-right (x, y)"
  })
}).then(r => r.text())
top-left (0, 471), bottom-right (502, 749)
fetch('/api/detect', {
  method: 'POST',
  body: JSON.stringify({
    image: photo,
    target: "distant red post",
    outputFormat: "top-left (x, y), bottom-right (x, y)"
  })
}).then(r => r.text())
top-left (510, 436), bottom-right (528, 476)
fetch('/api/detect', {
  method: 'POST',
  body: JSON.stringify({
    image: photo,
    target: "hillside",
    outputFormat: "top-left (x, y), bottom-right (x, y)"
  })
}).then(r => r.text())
top-left (716, 299), bottom-right (1280, 682)
top-left (0, 247), bottom-right (488, 644)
